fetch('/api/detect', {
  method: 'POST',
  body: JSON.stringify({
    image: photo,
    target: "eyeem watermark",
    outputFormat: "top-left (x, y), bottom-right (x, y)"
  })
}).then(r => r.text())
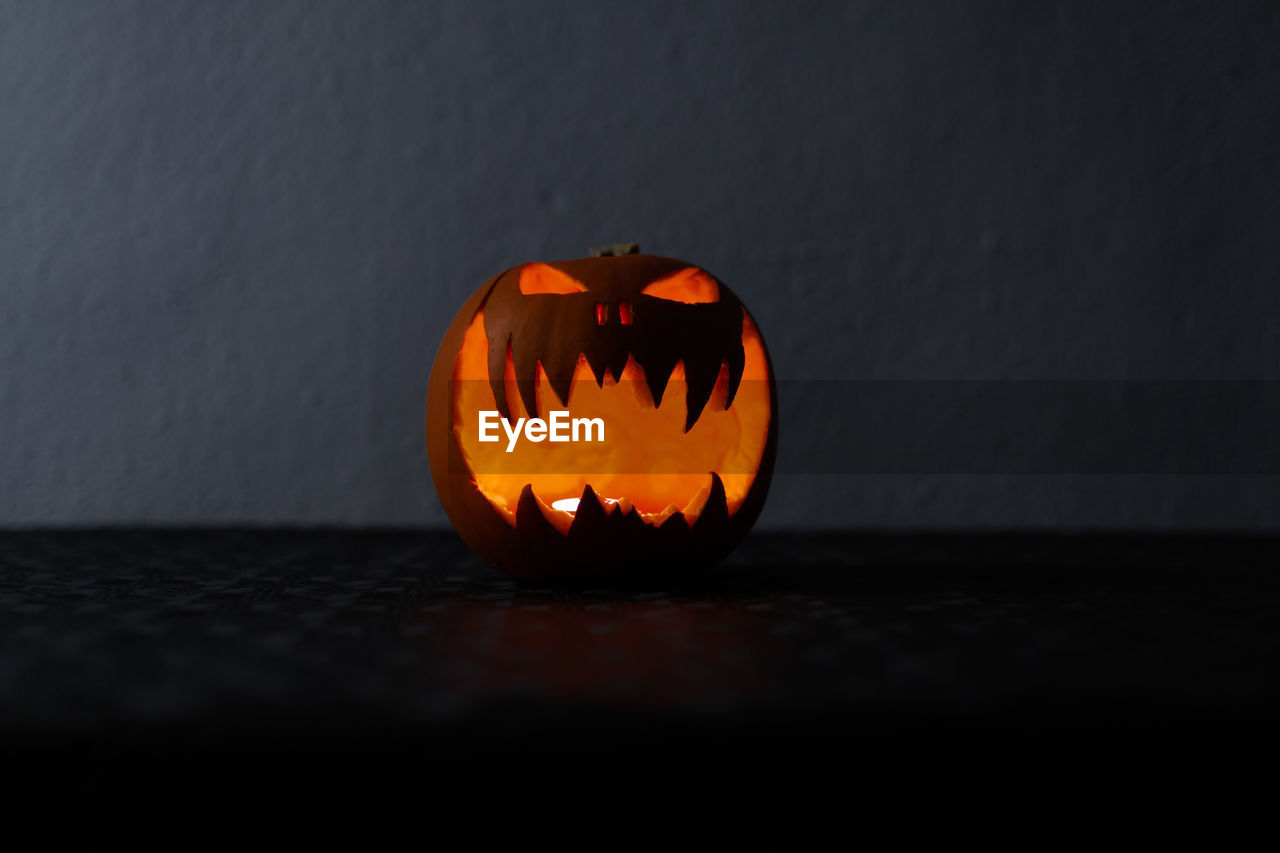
top-left (478, 410), bottom-right (605, 453)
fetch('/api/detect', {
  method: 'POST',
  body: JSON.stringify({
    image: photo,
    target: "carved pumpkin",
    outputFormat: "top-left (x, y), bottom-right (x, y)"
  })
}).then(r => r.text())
top-left (426, 245), bottom-right (776, 580)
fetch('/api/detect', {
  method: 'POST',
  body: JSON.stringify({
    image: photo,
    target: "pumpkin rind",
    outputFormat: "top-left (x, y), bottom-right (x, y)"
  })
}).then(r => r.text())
top-left (426, 253), bottom-right (777, 581)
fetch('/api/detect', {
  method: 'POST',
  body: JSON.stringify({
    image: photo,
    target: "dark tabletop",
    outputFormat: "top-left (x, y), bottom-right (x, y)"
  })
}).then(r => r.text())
top-left (3, 529), bottom-right (1278, 827)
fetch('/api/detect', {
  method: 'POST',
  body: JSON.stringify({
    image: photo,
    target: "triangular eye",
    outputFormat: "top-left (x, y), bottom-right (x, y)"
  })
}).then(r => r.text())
top-left (641, 268), bottom-right (720, 303)
top-left (519, 263), bottom-right (589, 295)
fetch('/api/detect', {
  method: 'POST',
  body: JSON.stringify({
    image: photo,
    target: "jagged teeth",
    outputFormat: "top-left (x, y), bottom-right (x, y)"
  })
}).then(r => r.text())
top-left (521, 473), bottom-right (727, 532)
top-left (498, 334), bottom-right (745, 432)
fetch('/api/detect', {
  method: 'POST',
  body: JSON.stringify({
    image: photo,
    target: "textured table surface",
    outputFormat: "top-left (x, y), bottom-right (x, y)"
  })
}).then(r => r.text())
top-left (3, 529), bottom-right (1278, 824)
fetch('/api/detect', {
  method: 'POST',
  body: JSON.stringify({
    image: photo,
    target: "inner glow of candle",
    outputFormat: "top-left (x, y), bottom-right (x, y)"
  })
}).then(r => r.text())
top-left (551, 496), bottom-right (619, 513)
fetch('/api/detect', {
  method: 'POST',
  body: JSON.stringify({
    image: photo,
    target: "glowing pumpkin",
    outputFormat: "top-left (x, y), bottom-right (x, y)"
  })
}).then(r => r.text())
top-left (426, 245), bottom-right (777, 580)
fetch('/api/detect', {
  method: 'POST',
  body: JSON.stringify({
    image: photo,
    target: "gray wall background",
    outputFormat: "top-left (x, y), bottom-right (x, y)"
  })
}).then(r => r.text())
top-left (2, 0), bottom-right (1278, 530)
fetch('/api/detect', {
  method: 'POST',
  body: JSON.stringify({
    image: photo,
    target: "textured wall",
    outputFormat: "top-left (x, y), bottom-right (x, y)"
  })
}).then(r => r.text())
top-left (2, 0), bottom-right (1278, 529)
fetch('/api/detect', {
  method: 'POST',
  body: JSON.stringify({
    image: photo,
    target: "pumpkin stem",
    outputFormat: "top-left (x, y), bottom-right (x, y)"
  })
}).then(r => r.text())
top-left (589, 242), bottom-right (640, 257)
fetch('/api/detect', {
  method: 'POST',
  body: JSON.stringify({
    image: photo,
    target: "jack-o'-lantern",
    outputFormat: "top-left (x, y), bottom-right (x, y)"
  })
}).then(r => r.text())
top-left (426, 244), bottom-right (776, 580)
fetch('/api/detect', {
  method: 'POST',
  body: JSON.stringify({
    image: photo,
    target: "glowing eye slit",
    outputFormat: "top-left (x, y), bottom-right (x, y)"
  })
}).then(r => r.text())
top-left (641, 268), bottom-right (720, 303)
top-left (518, 263), bottom-right (588, 295)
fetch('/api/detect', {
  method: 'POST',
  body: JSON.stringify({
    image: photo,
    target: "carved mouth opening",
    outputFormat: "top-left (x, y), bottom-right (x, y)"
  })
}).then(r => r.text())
top-left (451, 308), bottom-right (771, 533)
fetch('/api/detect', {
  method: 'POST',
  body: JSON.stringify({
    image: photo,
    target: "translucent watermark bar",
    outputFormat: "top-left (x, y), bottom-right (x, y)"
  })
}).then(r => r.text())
top-left (447, 380), bottom-right (1280, 475)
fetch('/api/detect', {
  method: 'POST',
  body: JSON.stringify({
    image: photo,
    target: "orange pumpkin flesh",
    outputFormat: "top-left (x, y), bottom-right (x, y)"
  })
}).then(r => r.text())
top-left (452, 308), bottom-right (771, 532)
top-left (427, 252), bottom-right (777, 581)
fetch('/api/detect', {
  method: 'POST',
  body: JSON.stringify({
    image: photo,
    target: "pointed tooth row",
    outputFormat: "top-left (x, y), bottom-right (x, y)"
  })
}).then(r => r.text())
top-left (491, 334), bottom-right (587, 417)
top-left (492, 331), bottom-right (745, 431)
top-left (487, 301), bottom-right (746, 427)
top-left (517, 474), bottom-right (729, 535)
top-left (627, 334), bottom-right (744, 431)
top-left (626, 308), bottom-right (745, 430)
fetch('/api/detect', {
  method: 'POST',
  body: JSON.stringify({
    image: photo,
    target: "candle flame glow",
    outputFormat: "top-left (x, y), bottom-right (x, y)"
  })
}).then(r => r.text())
top-left (550, 496), bottom-right (622, 514)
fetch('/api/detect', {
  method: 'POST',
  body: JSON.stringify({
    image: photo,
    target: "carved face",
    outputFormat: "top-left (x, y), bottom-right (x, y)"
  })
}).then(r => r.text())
top-left (427, 252), bottom-right (776, 581)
